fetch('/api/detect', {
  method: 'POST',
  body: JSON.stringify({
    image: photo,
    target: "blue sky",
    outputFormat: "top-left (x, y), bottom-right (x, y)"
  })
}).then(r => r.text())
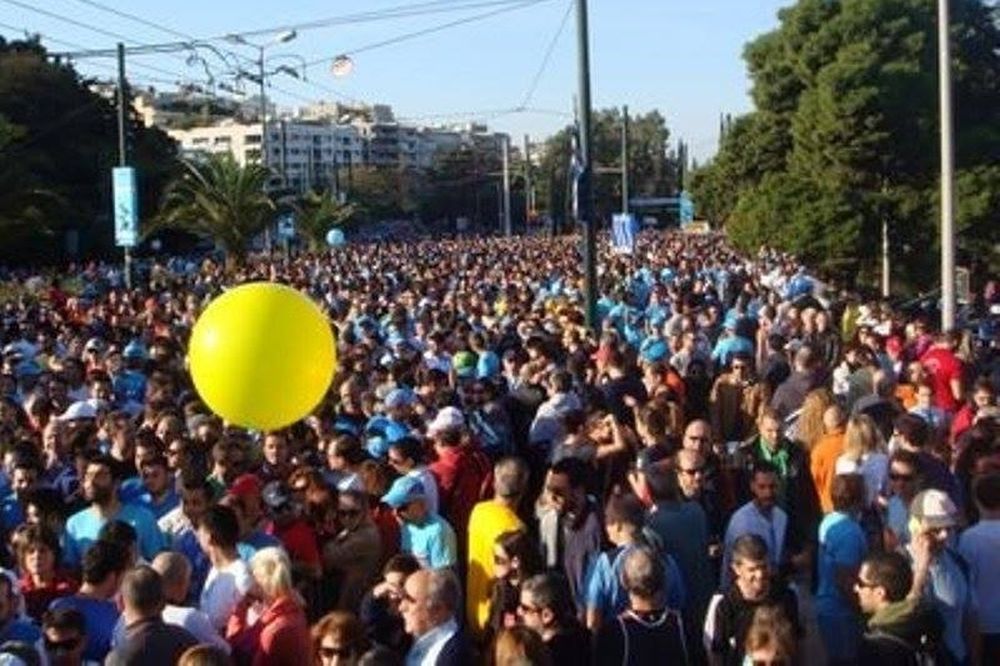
top-left (1, 0), bottom-right (790, 161)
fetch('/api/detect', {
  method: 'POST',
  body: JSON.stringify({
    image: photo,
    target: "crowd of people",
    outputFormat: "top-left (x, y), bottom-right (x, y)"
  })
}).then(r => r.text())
top-left (0, 230), bottom-right (997, 666)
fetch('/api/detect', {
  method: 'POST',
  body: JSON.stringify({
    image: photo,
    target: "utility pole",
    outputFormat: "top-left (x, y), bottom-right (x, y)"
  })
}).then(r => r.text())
top-left (576, 0), bottom-right (597, 329)
top-left (116, 42), bottom-right (133, 290)
top-left (621, 104), bottom-right (629, 214)
top-left (523, 134), bottom-right (532, 229)
top-left (257, 47), bottom-right (273, 254)
top-left (501, 135), bottom-right (512, 236)
top-left (881, 218), bottom-right (890, 298)
top-left (938, 0), bottom-right (956, 330)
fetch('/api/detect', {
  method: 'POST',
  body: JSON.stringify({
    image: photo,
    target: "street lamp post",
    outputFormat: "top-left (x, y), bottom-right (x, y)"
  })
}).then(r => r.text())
top-left (575, 0), bottom-right (597, 330)
top-left (938, 0), bottom-right (956, 330)
top-left (228, 30), bottom-right (298, 254)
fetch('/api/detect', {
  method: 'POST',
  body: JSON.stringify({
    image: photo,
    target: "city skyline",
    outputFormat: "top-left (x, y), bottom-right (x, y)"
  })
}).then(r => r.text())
top-left (0, 0), bottom-right (789, 161)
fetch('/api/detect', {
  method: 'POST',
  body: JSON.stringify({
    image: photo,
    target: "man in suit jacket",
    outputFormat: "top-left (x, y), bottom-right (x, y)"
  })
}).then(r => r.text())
top-left (399, 568), bottom-right (472, 665)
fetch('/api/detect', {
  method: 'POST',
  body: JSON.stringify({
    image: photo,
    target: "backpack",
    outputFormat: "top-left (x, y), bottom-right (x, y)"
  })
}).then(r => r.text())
top-left (865, 629), bottom-right (942, 666)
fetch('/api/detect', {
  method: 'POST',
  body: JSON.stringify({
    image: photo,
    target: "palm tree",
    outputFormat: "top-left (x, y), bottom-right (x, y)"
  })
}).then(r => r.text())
top-left (153, 154), bottom-right (275, 264)
top-left (295, 189), bottom-right (357, 251)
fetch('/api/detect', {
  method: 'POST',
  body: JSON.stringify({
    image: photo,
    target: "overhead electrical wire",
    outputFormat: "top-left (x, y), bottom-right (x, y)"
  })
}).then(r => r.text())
top-left (517, 0), bottom-right (572, 110)
top-left (302, 0), bottom-right (550, 67)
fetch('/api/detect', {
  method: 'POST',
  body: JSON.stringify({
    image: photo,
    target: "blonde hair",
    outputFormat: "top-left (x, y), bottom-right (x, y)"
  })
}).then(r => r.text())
top-left (250, 547), bottom-right (296, 601)
top-left (744, 606), bottom-right (796, 661)
top-left (842, 414), bottom-right (884, 463)
top-left (796, 388), bottom-right (835, 451)
top-left (493, 626), bottom-right (552, 666)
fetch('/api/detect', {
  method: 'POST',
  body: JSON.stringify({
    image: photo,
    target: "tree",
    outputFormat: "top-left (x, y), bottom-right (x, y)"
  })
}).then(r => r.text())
top-left (294, 190), bottom-right (357, 250)
top-left (534, 109), bottom-right (679, 230)
top-left (0, 36), bottom-right (178, 263)
top-left (153, 154), bottom-right (274, 264)
top-left (691, 0), bottom-right (1000, 291)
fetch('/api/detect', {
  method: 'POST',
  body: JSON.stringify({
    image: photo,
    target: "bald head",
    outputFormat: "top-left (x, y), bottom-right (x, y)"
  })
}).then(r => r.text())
top-left (151, 552), bottom-right (191, 604)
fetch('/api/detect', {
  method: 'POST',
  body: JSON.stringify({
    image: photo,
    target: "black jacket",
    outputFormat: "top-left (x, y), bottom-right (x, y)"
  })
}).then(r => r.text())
top-left (105, 618), bottom-right (198, 666)
top-left (706, 584), bottom-right (801, 666)
top-left (858, 599), bottom-right (944, 666)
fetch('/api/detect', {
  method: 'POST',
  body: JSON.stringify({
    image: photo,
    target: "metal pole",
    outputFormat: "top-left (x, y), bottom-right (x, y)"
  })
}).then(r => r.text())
top-left (938, 0), bottom-right (956, 330)
top-left (881, 217), bottom-right (890, 298)
top-left (523, 134), bottom-right (532, 229)
top-left (621, 104), bottom-right (629, 214)
top-left (259, 48), bottom-right (272, 254)
top-left (116, 42), bottom-right (133, 290)
top-left (501, 135), bottom-right (512, 236)
top-left (576, 0), bottom-right (597, 329)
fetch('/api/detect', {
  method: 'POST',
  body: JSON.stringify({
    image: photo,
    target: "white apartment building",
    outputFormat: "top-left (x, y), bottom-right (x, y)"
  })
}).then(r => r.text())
top-left (168, 119), bottom-right (364, 193)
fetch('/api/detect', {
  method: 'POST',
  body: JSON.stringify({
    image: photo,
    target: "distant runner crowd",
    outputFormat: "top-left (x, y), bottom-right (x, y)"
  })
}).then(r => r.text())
top-left (0, 231), bottom-right (998, 666)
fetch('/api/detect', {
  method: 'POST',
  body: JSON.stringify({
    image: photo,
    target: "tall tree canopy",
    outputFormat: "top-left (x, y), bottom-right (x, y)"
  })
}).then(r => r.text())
top-left (690, 0), bottom-right (1000, 288)
top-left (0, 37), bottom-right (178, 263)
top-left (535, 108), bottom-right (681, 230)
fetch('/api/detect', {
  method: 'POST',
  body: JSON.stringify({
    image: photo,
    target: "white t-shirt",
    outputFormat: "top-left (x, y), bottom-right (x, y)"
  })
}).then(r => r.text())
top-left (834, 451), bottom-right (888, 507)
top-left (200, 558), bottom-right (253, 631)
top-left (112, 604), bottom-right (230, 653)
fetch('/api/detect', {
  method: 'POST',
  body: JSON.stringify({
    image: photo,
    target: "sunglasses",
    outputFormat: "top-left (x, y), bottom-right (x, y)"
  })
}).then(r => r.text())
top-left (517, 602), bottom-right (541, 614)
top-left (889, 472), bottom-right (914, 482)
top-left (751, 661), bottom-right (787, 666)
top-left (855, 578), bottom-right (879, 590)
top-left (680, 467), bottom-right (705, 476)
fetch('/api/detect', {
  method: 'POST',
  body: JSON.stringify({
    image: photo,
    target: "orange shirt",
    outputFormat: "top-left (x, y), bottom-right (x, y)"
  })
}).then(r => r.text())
top-left (810, 428), bottom-right (845, 514)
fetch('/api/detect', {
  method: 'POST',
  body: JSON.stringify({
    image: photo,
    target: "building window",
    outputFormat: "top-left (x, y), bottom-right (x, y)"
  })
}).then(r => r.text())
top-left (245, 134), bottom-right (262, 144)
top-left (245, 148), bottom-right (261, 161)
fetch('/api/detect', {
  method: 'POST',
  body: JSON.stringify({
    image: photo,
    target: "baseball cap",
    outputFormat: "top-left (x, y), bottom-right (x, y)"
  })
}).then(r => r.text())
top-left (57, 401), bottom-right (98, 422)
top-left (384, 387), bottom-right (416, 410)
top-left (229, 474), bottom-right (263, 499)
top-left (639, 338), bottom-right (668, 363)
top-left (426, 406), bottom-right (465, 436)
top-left (381, 477), bottom-right (426, 509)
top-left (122, 341), bottom-right (147, 360)
top-left (910, 489), bottom-right (959, 530)
top-left (452, 351), bottom-right (477, 378)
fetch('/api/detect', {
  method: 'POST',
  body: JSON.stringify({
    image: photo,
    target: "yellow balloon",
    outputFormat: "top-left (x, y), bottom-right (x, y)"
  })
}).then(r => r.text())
top-left (188, 282), bottom-right (336, 431)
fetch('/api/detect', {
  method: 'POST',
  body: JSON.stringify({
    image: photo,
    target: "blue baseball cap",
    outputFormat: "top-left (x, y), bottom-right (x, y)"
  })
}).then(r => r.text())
top-left (639, 338), bottom-right (669, 363)
top-left (381, 477), bottom-right (426, 509)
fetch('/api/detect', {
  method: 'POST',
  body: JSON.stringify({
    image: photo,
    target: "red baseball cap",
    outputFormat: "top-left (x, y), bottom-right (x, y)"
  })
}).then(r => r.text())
top-left (228, 474), bottom-right (262, 499)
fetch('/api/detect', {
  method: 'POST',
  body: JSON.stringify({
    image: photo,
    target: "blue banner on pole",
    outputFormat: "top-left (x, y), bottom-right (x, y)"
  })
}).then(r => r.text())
top-left (612, 213), bottom-right (638, 254)
top-left (112, 167), bottom-right (138, 248)
top-left (679, 190), bottom-right (695, 226)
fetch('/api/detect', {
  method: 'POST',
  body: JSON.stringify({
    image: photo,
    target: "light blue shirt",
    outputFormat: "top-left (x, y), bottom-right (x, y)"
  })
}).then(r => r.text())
top-left (63, 502), bottom-right (167, 567)
top-left (906, 544), bottom-right (971, 662)
top-left (816, 511), bottom-right (867, 617)
top-left (584, 543), bottom-right (686, 620)
top-left (958, 519), bottom-right (1000, 634)
top-left (400, 514), bottom-right (457, 569)
top-left (722, 501), bottom-right (788, 586)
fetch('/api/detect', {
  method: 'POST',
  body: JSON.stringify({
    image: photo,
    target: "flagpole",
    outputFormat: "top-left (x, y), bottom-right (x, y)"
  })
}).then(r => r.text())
top-left (575, 0), bottom-right (597, 329)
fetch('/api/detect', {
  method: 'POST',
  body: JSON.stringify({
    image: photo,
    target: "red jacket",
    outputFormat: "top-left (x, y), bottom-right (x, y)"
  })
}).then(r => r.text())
top-left (429, 444), bottom-right (492, 547)
top-left (227, 595), bottom-right (310, 666)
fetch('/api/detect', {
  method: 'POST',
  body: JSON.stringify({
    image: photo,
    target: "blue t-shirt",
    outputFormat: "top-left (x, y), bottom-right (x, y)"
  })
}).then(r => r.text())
top-left (400, 515), bottom-right (457, 569)
top-left (816, 511), bottom-right (867, 616)
top-left (0, 494), bottom-right (24, 533)
top-left (119, 479), bottom-right (180, 521)
top-left (0, 618), bottom-right (41, 645)
top-left (49, 595), bottom-right (120, 662)
top-left (585, 544), bottom-right (687, 620)
top-left (63, 503), bottom-right (167, 567)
